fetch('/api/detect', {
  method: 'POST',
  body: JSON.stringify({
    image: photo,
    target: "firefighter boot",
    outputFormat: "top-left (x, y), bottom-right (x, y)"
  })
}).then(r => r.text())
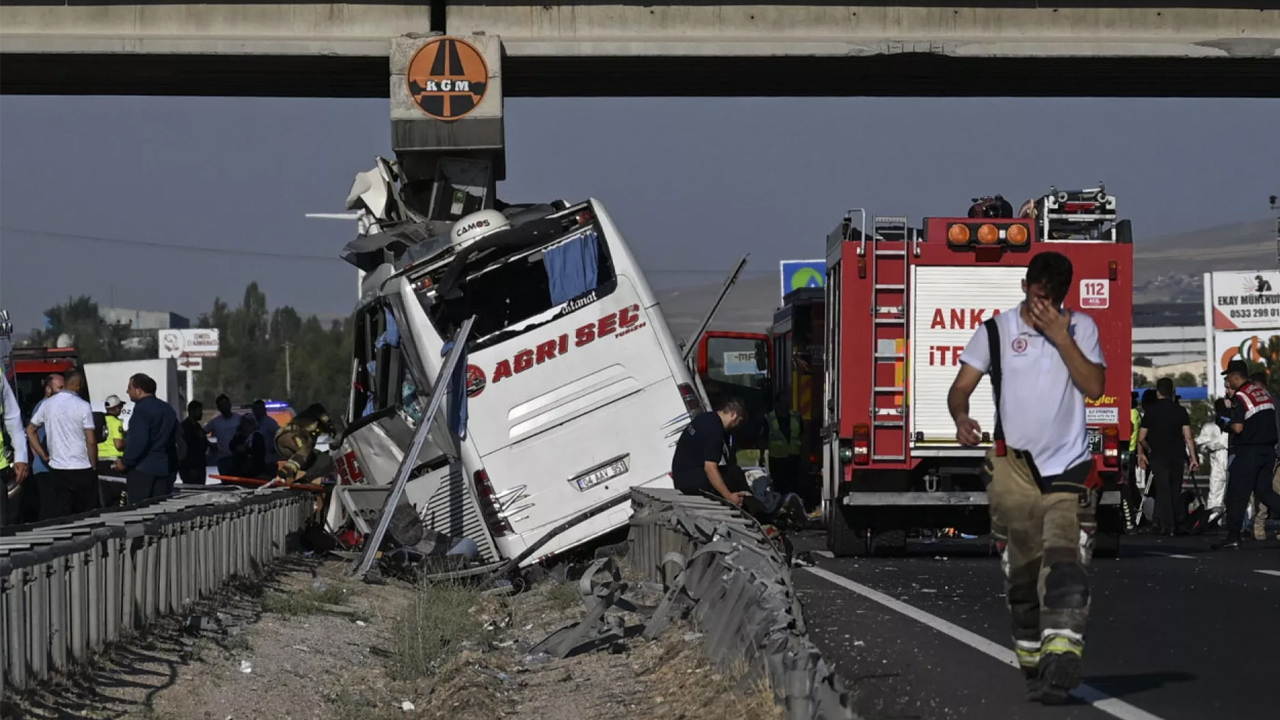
top-left (1037, 652), bottom-right (1083, 705)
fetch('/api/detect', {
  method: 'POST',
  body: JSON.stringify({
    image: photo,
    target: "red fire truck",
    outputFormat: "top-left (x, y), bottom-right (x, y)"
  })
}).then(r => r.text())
top-left (822, 188), bottom-right (1133, 557)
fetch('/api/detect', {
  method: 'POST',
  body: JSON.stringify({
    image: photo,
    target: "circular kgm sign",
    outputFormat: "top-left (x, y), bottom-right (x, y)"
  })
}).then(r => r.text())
top-left (406, 36), bottom-right (489, 121)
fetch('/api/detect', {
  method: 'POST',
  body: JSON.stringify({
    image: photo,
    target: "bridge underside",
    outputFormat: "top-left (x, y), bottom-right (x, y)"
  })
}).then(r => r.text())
top-left (1, 3), bottom-right (1278, 98)
top-left (3, 53), bottom-right (1279, 98)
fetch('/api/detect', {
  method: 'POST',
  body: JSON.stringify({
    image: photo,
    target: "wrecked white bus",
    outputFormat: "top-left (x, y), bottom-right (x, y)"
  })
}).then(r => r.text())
top-left (333, 199), bottom-right (702, 567)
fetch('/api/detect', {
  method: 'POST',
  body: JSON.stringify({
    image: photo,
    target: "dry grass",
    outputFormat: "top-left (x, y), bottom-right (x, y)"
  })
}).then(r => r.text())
top-left (389, 580), bottom-right (489, 681)
top-left (544, 578), bottom-right (584, 612)
top-left (260, 584), bottom-right (349, 616)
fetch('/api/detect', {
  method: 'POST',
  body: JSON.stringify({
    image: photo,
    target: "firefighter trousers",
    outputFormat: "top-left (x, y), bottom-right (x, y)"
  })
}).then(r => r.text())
top-left (987, 449), bottom-right (1096, 671)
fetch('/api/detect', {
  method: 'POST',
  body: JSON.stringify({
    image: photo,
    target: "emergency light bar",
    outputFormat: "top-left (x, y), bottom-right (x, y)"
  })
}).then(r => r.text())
top-left (945, 220), bottom-right (1031, 248)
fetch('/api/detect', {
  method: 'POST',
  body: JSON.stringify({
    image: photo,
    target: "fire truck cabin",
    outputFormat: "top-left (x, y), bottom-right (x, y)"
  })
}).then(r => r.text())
top-left (770, 288), bottom-right (826, 502)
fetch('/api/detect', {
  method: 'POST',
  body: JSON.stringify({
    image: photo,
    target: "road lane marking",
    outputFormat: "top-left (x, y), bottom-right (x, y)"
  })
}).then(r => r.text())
top-left (805, 566), bottom-right (1168, 720)
top-left (1256, 570), bottom-right (1280, 577)
top-left (1144, 552), bottom-right (1195, 559)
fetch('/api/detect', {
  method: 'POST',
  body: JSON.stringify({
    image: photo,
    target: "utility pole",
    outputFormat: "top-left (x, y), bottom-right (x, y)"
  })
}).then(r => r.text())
top-left (283, 341), bottom-right (292, 398)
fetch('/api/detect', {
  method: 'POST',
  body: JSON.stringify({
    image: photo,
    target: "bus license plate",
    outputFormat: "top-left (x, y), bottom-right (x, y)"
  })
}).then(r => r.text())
top-left (1088, 428), bottom-right (1103, 454)
top-left (572, 458), bottom-right (629, 492)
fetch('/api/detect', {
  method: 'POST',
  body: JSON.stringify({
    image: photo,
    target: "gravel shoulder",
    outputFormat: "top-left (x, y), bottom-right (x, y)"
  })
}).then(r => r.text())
top-left (6, 557), bottom-right (782, 720)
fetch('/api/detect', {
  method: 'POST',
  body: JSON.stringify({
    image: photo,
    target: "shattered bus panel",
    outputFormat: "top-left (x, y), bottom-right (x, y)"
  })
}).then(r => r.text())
top-left (337, 199), bottom-right (700, 567)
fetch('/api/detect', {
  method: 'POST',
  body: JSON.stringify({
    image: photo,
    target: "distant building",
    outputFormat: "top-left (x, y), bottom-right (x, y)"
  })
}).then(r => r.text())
top-left (1133, 302), bottom-right (1203, 328)
top-left (1133, 326), bottom-right (1205, 367)
top-left (100, 307), bottom-right (190, 351)
top-left (100, 307), bottom-right (190, 332)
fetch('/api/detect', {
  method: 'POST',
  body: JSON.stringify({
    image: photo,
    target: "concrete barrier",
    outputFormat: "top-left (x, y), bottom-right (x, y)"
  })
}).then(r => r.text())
top-left (628, 487), bottom-right (857, 720)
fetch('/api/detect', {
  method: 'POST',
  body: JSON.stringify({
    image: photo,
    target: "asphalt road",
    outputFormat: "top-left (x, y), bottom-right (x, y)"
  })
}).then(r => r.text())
top-left (792, 532), bottom-right (1279, 720)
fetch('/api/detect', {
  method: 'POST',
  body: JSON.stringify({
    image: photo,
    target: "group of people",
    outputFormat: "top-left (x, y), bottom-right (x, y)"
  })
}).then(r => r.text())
top-left (201, 395), bottom-right (282, 480)
top-left (1130, 366), bottom-right (1280, 547)
top-left (1, 362), bottom-right (340, 525)
top-left (1, 369), bottom-right (182, 521)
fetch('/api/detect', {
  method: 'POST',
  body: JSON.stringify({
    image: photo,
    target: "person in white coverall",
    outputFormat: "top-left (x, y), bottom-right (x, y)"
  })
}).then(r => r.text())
top-left (1196, 398), bottom-right (1230, 526)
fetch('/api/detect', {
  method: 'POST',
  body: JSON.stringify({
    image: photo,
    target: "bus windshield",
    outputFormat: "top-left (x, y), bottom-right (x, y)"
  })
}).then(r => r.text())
top-left (420, 222), bottom-right (618, 351)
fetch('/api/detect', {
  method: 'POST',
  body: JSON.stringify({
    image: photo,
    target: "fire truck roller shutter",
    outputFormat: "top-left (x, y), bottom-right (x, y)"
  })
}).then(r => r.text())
top-left (911, 265), bottom-right (1026, 445)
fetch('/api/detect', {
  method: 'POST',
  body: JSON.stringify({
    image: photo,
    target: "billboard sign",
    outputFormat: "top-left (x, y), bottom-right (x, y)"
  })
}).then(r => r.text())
top-left (158, 328), bottom-right (220, 359)
top-left (780, 260), bottom-right (825, 300)
top-left (1209, 329), bottom-right (1280, 397)
top-left (1207, 270), bottom-right (1280, 330)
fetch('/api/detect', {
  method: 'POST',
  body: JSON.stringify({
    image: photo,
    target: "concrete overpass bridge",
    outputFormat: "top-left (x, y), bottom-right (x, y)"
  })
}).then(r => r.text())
top-left (1, 2), bottom-right (1278, 98)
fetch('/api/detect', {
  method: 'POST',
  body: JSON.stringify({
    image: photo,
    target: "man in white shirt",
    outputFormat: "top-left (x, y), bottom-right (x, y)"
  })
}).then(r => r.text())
top-left (25, 370), bottom-right (99, 520)
top-left (948, 251), bottom-right (1107, 706)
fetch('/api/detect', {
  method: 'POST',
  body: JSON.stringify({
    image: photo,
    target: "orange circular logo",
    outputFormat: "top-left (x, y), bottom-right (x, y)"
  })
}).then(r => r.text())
top-left (406, 37), bottom-right (489, 121)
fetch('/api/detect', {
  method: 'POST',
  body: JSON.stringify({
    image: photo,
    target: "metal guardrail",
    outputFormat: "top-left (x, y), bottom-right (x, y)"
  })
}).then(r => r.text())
top-left (628, 488), bottom-right (859, 720)
top-left (0, 487), bottom-right (311, 697)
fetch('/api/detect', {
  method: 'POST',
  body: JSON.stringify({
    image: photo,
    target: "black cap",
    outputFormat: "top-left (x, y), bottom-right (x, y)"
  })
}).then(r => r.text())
top-left (1222, 359), bottom-right (1249, 377)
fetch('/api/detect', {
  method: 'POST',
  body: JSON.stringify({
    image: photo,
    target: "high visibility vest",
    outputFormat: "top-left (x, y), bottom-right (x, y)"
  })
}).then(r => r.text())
top-left (1129, 408), bottom-right (1140, 452)
top-left (98, 414), bottom-right (125, 460)
top-left (767, 412), bottom-right (801, 459)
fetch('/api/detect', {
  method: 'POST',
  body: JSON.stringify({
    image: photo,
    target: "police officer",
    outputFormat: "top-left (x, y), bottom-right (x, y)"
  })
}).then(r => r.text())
top-left (97, 395), bottom-right (127, 475)
top-left (949, 251), bottom-right (1106, 705)
top-left (1216, 360), bottom-right (1280, 549)
top-left (766, 395), bottom-right (801, 495)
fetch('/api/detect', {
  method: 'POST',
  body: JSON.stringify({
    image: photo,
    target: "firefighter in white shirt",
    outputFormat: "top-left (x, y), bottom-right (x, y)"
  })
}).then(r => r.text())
top-left (949, 252), bottom-right (1107, 706)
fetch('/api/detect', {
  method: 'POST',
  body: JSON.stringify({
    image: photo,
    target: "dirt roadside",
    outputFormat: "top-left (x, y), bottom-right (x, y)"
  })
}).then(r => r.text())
top-left (4, 557), bottom-right (783, 720)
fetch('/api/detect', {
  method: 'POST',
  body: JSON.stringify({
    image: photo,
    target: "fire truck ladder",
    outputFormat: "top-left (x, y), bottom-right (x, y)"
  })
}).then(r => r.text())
top-left (866, 214), bottom-right (914, 463)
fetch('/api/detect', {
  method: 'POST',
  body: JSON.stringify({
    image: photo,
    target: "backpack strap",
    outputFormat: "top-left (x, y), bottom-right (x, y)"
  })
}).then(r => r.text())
top-left (984, 317), bottom-right (1004, 446)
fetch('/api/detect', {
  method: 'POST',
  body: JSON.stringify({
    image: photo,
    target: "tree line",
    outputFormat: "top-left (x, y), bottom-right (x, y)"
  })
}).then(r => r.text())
top-left (23, 283), bottom-right (354, 416)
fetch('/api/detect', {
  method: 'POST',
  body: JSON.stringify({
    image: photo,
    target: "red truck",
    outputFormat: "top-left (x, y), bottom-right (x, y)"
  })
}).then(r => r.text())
top-left (7, 346), bottom-right (81, 421)
top-left (822, 189), bottom-right (1133, 557)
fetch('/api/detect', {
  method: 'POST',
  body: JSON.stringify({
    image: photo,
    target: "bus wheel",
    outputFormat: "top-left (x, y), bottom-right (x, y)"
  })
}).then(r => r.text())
top-left (827, 504), bottom-right (863, 557)
top-left (868, 528), bottom-right (907, 557)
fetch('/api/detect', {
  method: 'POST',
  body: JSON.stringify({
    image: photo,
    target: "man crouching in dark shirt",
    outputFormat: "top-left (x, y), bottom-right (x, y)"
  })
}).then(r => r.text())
top-left (671, 396), bottom-right (750, 507)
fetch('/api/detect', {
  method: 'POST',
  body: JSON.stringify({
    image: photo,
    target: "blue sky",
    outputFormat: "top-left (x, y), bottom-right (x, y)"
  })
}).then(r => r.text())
top-left (1, 95), bottom-right (1277, 332)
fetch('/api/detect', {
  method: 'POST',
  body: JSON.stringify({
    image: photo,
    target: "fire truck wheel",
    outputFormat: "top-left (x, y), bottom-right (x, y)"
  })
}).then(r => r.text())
top-left (826, 505), bottom-right (864, 557)
top-left (868, 528), bottom-right (907, 557)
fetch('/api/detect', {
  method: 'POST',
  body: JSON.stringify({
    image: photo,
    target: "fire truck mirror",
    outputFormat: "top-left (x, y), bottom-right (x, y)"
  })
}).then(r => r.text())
top-left (755, 341), bottom-right (769, 372)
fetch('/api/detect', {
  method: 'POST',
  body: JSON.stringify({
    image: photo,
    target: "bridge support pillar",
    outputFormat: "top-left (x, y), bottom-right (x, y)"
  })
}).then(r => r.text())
top-left (388, 33), bottom-right (505, 223)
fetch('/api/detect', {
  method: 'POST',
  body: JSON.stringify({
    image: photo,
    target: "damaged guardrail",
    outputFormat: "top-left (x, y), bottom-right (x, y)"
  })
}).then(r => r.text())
top-left (0, 487), bottom-right (311, 697)
top-left (627, 488), bottom-right (858, 720)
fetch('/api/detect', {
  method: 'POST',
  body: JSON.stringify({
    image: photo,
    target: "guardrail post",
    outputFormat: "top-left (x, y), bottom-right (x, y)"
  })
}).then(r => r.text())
top-left (49, 553), bottom-right (67, 673)
top-left (28, 557), bottom-right (48, 682)
top-left (5, 564), bottom-right (27, 691)
top-left (87, 539), bottom-right (103, 653)
top-left (68, 547), bottom-right (87, 665)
